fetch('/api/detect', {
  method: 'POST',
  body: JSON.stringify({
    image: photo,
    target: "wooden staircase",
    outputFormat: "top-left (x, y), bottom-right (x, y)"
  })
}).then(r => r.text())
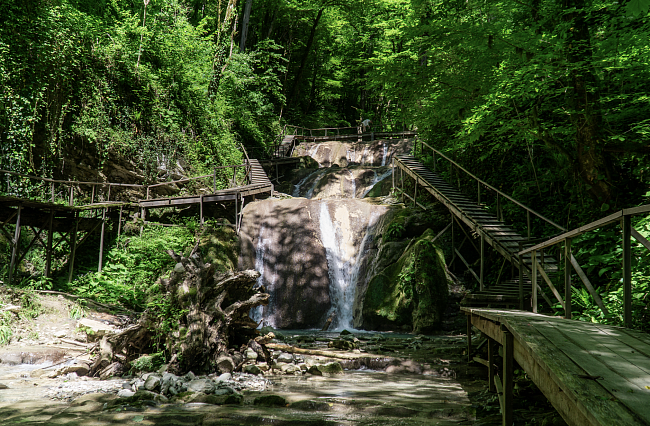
top-left (393, 154), bottom-right (560, 308)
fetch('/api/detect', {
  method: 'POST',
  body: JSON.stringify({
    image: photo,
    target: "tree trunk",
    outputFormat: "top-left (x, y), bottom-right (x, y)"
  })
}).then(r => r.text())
top-left (563, 0), bottom-right (611, 205)
top-left (240, 0), bottom-right (253, 52)
top-left (287, 8), bottom-right (324, 107)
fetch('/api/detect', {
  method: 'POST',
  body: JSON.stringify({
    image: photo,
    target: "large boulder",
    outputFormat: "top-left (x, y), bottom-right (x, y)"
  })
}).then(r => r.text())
top-left (358, 228), bottom-right (450, 333)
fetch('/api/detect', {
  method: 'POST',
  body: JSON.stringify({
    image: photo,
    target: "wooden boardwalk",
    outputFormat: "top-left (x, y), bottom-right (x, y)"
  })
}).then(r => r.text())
top-left (463, 307), bottom-right (650, 426)
top-left (393, 154), bottom-right (559, 307)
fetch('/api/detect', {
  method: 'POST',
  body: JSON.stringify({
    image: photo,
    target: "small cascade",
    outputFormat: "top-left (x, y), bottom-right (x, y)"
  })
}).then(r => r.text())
top-left (292, 170), bottom-right (317, 197)
top-left (381, 143), bottom-right (388, 166)
top-left (251, 225), bottom-right (277, 328)
top-left (305, 169), bottom-right (328, 199)
top-left (360, 168), bottom-right (393, 198)
top-left (348, 169), bottom-right (356, 198)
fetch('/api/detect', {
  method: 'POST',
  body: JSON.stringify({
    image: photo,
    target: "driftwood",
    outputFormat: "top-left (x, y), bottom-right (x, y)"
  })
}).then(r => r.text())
top-left (91, 242), bottom-right (269, 376)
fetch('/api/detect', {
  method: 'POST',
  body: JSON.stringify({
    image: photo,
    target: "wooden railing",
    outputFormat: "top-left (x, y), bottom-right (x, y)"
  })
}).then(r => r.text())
top-left (0, 162), bottom-right (252, 207)
top-left (413, 138), bottom-right (566, 238)
top-left (249, 124), bottom-right (417, 160)
top-left (519, 205), bottom-right (650, 327)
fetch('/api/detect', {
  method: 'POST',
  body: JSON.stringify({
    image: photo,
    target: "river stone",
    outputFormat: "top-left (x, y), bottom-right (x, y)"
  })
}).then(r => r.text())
top-left (243, 364), bottom-right (262, 375)
top-left (144, 374), bottom-right (162, 391)
top-left (76, 318), bottom-right (116, 341)
top-left (276, 352), bottom-right (293, 363)
top-left (308, 362), bottom-right (343, 376)
top-left (188, 378), bottom-right (215, 394)
top-left (280, 363), bottom-right (300, 374)
top-left (61, 361), bottom-right (90, 376)
top-left (117, 389), bottom-right (135, 398)
top-left (162, 372), bottom-right (178, 386)
top-left (183, 371), bottom-right (196, 381)
top-left (216, 373), bottom-right (231, 382)
top-left (340, 329), bottom-right (352, 335)
top-left (253, 395), bottom-right (287, 407)
top-left (214, 388), bottom-right (234, 396)
top-left (245, 348), bottom-right (258, 361)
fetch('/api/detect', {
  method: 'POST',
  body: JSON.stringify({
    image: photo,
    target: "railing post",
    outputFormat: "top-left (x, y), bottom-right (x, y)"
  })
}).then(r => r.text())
top-left (622, 215), bottom-right (632, 328)
top-left (477, 181), bottom-right (481, 206)
top-left (146, 186), bottom-right (150, 200)
top-left (502, 326), bottom-right (514, 426)
top-left (432, 150), bottom-right (436, 173)
top-left (564, 238), bottom-right (572, 319)
top-left (213, 167), bottom-right (217, 193)
top-left (532, 249), bottom-right (537, 313)
top-left (479, 232), bottom-right (485, 291)
top-left (51, 182), bottom-right (54, 202)
top-left (496, 194), bottom-right (501, 221)
top-left (527, 211), bottom-right (531, 240)
top-left (518, 242), bottom-right (523, 310)
top-left (69, 186), bottom-right (74, 206)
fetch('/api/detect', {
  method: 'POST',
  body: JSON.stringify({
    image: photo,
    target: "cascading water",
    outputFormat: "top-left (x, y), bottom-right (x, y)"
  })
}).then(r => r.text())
top-left (381, 143), bottom-right (388, 166)
top-left (348, 169), bottom-right (356, 198)
top-left (251, 225), bottom-right (277, 328)
top-left (360, 168), bottom-right (393, 198)
top-left (319, 202), bottom-right (380, 330)
top-left (305, 169), bottom-right (328, 199)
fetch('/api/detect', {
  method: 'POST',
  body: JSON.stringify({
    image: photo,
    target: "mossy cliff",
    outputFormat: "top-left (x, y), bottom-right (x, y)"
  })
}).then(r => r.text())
top-left (353, 207), bottom-right (450, 333)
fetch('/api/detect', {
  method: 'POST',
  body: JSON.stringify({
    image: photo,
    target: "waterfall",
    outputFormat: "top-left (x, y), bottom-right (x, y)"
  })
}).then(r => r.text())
top-left (361, 168), bottom-right (393, 198)
top-left (381, 143), bottom-right (388, 166)
top-left (319, 202), bottom-right (380, 330)
top-left (251, 225), bottom-right (276, 328)
top-left (305, 169), bottom-right (328, 199)
top-left (348, 169), bottom-right (356, 198)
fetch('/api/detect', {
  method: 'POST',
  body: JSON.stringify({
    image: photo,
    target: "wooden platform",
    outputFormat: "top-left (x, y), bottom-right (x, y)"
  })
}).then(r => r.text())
top-left (463, 307), bottom-right (650, 425)
top-left (394, 154), bottom-right (559, 306)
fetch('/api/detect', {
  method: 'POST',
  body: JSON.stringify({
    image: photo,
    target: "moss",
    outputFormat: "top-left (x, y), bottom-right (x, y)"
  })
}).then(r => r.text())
top-left (362, 228), bottom-right (449, 333)
top-left (199, 224), bottom-right (239, 272)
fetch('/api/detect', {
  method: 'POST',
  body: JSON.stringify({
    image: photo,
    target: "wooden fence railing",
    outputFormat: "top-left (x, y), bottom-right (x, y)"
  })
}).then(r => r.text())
top-left (413, 138), bottom-right (566, 238)
top-left (519, 205), bottom-right (650, 327)
top-left (0, 162), bottom-right (251, 207)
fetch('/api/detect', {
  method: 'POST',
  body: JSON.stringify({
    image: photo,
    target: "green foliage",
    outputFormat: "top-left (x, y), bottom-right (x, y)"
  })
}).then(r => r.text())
top-left (130, 352), bottom-right (166, 373)
top-left (66, 225), bottom-right (194, 309)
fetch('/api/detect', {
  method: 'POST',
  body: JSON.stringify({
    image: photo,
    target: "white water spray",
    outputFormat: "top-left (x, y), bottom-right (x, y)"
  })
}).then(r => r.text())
top-left (360, 168), bottom-right (393, 198)
top-left (251, 225), bottom-right (276, 328)
top-left (381, 143), bottom-right (388, 166)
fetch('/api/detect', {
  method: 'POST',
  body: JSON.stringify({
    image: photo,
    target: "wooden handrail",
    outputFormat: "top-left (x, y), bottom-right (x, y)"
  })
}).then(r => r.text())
top-left (518, 205), bottom-right (650, 255)
top-left (414, 139), bottom-right (566, 233)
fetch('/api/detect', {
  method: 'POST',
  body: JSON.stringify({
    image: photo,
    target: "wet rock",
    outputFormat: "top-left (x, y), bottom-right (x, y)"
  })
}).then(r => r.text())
top-left (276, 352), bottom-right (293, 364)
top-left (183, 371), bottom-right (196, 381)
top-left (98, 362), bottom-right (124, 380)
top-left (385, 359), bottom-right (423, 374)
top-left (280, 363), bottom-right (300, 374)
top-left (144, 374), bottom-right (162, 392)
top-left (328, 339), bottom-right (357, 350)
top-left (243, 364), bottom-right (262, 375)
top-left (307, 362), bottom-right (343, 376)
top-left (188, 378), bottom-right (215, 394)
top-left (340, 329), bottom-right (352, 335)
top-left (253, 394), bottom-right (287, 407)
top-left (117, 389), bottom-right (135, 398)
top-left (291, 400), bottom-right (332, 411)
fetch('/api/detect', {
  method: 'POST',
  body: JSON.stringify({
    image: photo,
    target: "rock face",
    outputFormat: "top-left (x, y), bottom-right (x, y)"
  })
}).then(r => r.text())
top-left (292, 138), bottom-right (412, 168)
top-left (356, 227), bottom-right (450, 333)
top-left (240, 198), bottom-right (387, 329)
top-left (353, 208), bottom-right (451, 333)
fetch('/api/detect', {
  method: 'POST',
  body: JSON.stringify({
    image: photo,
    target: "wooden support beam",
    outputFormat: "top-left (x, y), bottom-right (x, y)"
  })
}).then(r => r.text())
top-left (8, 206), bottom-right (22, 286)
top-left (480, 233), bottom-right (484, 292)
top-left (532, 250), bottom-right (537, 313)
top-left (564, 238), bottom-right (572, 319)
top-left (98, 208), bottom-right (106, 273)
top-left (117, 206), bottom-right (123, 238)
top-left (622, 216), bottom-right (632, 328)
top-left (46, 210), bottom-right (54, 278)
top-left (466, 314), bottom-right (473, 362)
top-left (570, 254), bottom-right (609, 316)
top-left (488, 338), bottom-right (495, 392)
top-left (502, 326), bottom-right (514, 426)
top-left (67, 213), bottom-right (79, 283)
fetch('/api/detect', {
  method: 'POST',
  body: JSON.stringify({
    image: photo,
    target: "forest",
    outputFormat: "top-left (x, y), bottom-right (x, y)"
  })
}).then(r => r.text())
top-left (2, 0), bottom-right (650, 342)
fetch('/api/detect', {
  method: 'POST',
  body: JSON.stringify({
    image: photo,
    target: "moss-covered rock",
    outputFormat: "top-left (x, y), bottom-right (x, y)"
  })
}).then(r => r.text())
top-left (198, 224), bottom-right (239, 272)
top-left (361, 228), bottom-right (449, 334)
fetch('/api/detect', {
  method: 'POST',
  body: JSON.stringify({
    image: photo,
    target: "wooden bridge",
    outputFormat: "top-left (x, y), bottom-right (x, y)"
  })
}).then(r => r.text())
top-left (392, 139), bottom-right (650, 425)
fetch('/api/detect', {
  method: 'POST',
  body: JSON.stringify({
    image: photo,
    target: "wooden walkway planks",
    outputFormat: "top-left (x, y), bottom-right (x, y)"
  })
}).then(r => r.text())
top-left (463, 307), bottom-right (650, 426)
